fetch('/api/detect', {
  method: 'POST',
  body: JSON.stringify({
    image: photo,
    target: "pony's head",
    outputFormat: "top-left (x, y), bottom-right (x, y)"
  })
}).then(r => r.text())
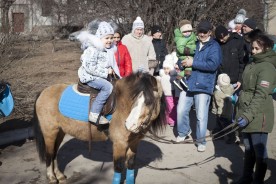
top-left (124, 72), bottom-right (167, 134)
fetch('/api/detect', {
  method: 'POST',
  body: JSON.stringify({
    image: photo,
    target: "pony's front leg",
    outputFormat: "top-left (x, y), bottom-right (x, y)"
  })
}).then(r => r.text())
top-left (112, 142), bottom-right (128, 184)
top-left (125, 142), bottom-right (139, 184)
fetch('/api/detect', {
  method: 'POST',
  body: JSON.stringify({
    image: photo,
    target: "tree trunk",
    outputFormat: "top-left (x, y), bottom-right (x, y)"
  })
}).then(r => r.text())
top-left (0, 0), bottom-right (15, 33)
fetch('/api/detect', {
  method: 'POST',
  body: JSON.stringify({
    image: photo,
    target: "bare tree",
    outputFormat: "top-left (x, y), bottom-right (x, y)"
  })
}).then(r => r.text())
top-left (44, 0), bottom-right (264, 51)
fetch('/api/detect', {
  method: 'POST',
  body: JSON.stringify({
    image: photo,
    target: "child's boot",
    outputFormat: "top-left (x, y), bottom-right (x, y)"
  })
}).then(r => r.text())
top-left (89, 112), bottom-right (109, 124)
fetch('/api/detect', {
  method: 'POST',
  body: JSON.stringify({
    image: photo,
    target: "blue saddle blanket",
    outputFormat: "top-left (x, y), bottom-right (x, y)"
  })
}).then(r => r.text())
top-left (59, 85), bottom-right (90, 122)
top-left (0, 85), bottom-right (14, 117)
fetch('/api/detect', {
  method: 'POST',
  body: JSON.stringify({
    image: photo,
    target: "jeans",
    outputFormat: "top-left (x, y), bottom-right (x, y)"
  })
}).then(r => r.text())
top-left (177, 91), bottom-right (211, 145)
top-left (242, 132), bottom-right (268, 160)
top-left (177, 90), bottom-right (187, 133)
top-left (87, 77), bottom-right (113, 114)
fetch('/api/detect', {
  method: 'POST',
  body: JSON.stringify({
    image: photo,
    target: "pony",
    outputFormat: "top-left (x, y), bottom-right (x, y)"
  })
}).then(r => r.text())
top-left (33, 72), bottom-right (167, 184)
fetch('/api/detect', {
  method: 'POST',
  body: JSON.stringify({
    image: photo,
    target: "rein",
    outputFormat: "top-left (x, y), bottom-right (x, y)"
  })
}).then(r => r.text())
top-left (144, 122), bottom-right (239, 144)
top-left (141, 123), bottom-right (240, 171)
top-left (142, 154), bottom-right (217, 171)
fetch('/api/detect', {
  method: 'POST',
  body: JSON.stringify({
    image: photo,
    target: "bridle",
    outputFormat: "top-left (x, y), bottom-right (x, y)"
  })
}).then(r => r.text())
top-left (134, 96), bottom-right (156, 134)
top-left (129, 90), bottom-right (159, 134)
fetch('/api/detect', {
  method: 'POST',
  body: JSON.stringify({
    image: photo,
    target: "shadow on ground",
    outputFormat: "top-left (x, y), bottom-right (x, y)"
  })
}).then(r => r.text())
top-left (0, 118), bottom-right (32, 133)
top-left (57, 138), bottom-right (163, 183)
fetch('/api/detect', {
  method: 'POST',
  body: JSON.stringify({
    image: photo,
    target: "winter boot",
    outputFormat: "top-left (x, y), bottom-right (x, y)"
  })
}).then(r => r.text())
top-left (233, 150), bottom-right (255, 184)
top-left (252, 158), bottom-right (267, 184)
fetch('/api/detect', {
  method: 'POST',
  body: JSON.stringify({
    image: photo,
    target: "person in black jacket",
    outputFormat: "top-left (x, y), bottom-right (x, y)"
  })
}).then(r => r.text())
top-left (213, 25), bottom-right (245, 143)
top-left (151, 25), bottom-right (168, 75)
top-left (215, 25), bottom-right (245, 89)
top-left (242, 18), bottom-right (257, 65)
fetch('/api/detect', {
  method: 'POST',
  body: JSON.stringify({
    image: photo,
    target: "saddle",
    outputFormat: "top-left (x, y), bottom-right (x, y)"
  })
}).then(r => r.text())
top-left (77, 80), bottom-right (116, 116)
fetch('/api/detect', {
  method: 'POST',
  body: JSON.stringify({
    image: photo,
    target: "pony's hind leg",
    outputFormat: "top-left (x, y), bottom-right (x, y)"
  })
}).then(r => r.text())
top-left (44, 129), bottom-right (66, 184)
top-left (53, 130), bottom-right (66, 183)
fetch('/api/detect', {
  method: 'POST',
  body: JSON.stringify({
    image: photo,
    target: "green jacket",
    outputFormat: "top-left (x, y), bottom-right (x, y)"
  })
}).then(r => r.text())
top-left (173, 28), bottom-right (197, 60)
top-left (236, 50), bottom-right (276, 133)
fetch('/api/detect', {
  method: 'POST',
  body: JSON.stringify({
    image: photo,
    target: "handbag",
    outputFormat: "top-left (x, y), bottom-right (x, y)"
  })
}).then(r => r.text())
top-left (148, 60), bottom-right (158, 69)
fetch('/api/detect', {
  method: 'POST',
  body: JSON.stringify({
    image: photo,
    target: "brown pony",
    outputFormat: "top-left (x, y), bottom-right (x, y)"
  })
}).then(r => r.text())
top-left (33, 72), bottom-right (167, 184)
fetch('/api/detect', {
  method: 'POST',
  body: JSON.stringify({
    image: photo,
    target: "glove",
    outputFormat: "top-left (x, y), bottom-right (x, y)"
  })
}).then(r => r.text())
top-left (108, 67), bottom-right (113, 74)
top-left (237, 117), bottom-right (248, 127)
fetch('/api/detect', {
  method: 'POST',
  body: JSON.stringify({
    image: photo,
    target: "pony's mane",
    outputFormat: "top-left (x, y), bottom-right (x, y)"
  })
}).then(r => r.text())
top-left (124, 72), bottom-right (167, 133)
top-left (125, 72), bottom-right (157, 104)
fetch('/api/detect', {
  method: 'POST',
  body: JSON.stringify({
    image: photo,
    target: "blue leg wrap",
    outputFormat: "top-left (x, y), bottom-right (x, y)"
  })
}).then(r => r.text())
top-left (126, 169), bottom-right (135, 184)
top-left (112, 172), bottom-right (121, 184)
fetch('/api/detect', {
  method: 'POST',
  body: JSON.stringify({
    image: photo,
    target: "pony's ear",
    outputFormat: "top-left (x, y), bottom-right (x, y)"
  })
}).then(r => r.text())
top-left (156, 79), bottom-right (163, 98)
top-left (153, 91), bottom-right (159, 97)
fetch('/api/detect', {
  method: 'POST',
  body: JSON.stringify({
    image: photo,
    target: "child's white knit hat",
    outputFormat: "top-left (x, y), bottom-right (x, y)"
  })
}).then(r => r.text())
top-left (217, 73), bottom-right (231, 86)
top-left (163, 54), bottom-right (175, 70)
top-left (96, 21), bottom-right (114, 38)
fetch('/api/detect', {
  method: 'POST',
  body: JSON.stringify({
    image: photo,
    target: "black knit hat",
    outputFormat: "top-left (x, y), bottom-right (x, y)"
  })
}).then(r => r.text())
top-left (151, 25), bottom-right (162, 35)
top-left (215, 25), bottom-right (229, 39)
top-left (243, 18), bottom-right (257, 30)
top-left (197, 20), bottom-right (212, 32)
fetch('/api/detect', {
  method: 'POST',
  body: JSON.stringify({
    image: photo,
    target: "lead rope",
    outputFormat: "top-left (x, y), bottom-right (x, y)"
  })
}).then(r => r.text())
top-left (144, 122), bottom-right (239, 144)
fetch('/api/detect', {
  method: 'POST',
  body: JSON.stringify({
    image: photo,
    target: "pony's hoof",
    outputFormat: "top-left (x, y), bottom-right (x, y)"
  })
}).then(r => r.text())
top-left (48, 178), bottom-right (58, 184)
top-left (58, 176), bottom-right (67, 184)
top-left (58, 178), bottom-right (67, 184)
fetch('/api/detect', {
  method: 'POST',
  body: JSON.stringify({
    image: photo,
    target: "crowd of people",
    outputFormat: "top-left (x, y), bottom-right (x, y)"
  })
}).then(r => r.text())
top-left (76, 9), bottom-right (276, 183)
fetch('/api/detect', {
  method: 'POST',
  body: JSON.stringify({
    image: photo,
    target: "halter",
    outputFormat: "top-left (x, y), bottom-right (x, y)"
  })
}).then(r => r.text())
top-left (129, 91), bottom-right (157, 134)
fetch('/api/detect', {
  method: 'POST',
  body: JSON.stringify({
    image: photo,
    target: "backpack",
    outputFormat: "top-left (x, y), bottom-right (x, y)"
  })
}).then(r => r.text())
top-left (0, 81), bottom-right (14, 117)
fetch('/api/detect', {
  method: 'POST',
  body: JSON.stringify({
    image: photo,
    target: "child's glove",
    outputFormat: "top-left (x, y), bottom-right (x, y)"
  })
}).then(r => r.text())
top-left (237, 117), bottom-right (248, 127)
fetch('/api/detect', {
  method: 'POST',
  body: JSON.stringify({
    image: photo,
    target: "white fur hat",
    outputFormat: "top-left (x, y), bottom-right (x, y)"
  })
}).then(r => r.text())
top-left (163, 54), bottom-right (175, 70)
top-left (132, 16), bottom-right (144, 31)
top-left (217, 73), bottom-right (231, 86)
top-left (228, 19), bottom-right (236, 31)
top-left (95, 21), bottom-right (114, 38)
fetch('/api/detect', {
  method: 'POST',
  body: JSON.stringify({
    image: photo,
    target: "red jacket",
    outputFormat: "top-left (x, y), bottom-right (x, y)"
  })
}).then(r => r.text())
top-left (115, 41), bottom-right (132, 77)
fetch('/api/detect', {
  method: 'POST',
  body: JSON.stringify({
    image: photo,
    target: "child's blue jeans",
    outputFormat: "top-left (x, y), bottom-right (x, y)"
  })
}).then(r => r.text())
top-left (87, 77), bottom-right (113, 114)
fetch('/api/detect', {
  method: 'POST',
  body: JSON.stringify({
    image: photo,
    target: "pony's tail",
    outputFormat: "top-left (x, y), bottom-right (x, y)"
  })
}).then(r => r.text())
top-left (33, 93), bottom-right (46, 162)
